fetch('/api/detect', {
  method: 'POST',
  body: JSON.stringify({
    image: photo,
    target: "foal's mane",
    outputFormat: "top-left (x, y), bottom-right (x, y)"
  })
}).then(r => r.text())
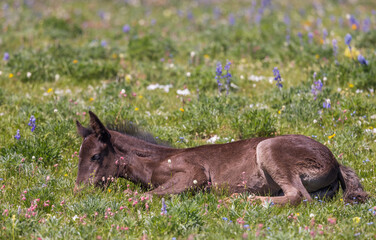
top-left (106, 120), bottom-right (170, 146)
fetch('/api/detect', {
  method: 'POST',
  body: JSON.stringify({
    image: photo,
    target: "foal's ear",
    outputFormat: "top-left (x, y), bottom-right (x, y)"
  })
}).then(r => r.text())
top-left (89, 111), bottom-right (111, 142)
top-left (76, 120), bottom-right (92, 138)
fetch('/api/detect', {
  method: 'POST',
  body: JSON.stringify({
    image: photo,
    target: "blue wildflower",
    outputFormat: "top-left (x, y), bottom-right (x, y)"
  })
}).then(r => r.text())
top-left (308, 32), bottom-right (313, 44)
top-left (161, 198), bottom-right (167, 215)
top-left (122, 24), bottom-right (130, 33)
top-left (101, 40), bottom-right (107, 47)
top-left (224, 60), bottom-right (232, 96)
top-left (273, 67), bottom-right (283, 88)
top-left (363, 18), bottom-right (371, 32)
top-left (222, 217), bottom-right (228, 221)
top-left (215, 62), bottom-right (223, 95)
top-left (0, 178), bottom-right (3, 181)
top-left (28, 115), bottom-right (36, 132)
top-left (243, 224), bottom-right (250, 228)
top-left (311, 72), bottom-right (323, 100)
top-left (228, 14), bottom-right (235, 26)
top-left (14, 129), bottom-right (20, 140)
top-left (298, 32), bottom-right (303, 45)
top-left (323, 99), bottom-right (331, 109)
top-left (3, 52), bottom-right (9, 61)
top-left (323, 29), bottom-right (328, 43)
top-left (344, 33), bottom-right (352, 50)
top-left (357, 54), bottom-right (369, 66)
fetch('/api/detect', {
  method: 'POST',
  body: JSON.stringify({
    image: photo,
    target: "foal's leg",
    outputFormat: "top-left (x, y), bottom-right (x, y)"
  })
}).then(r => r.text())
top-left (147, 169), bottom-right (207, 196)
top-left (254, 143), bottom-right (312, 206)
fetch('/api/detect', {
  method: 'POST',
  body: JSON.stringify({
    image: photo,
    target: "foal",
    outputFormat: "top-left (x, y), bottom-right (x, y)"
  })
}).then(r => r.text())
top-left (75, 111), bottom-right (368, 205)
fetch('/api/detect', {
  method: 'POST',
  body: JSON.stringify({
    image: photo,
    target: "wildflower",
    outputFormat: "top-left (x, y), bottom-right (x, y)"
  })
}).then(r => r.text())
top-left (122, 24), bottom-right (130, 33)
top-left (298, 32), bottom-right (303, 45)
top-left (27, 72), bottom-right (31, 78)
top-left (55, 74), bottom-right (60, 81)
top-left (224, 60), bottom-right (232, 96)
top-left (135, 107), bottom-right (139, 111)
top-left (344, 33), bottom-right (352, 50)
top-left (179, 108), bottom-right (184, 112)
top-left (332, 39), bottom-right (338, 63)
top-left (353, 217), bottom-right (360, 223)
top-left (3, 52), bottom-right (9, 61)
top-left (89, 97), bottom-right (94, 101)
top-left (323, 99), bottom-right (331, 109)
top-left (322, 29), bottom-right (328, 44)
top-left (272, 67), bottom-right (283, 88)
top-left (357, 54), bottom-right (369, 66)
top-left (14, 129), bottom-right (21, 140)
top-left (9, 73), bottom-right (13, 78)
top-left (73, 60), bottom-right (78, 64)
top-left (100, 40), bottom-right (107, 47)
top-left (348, 83), bottom-right (354, 88)
top-left (47, 88), bottom-right (53, 93)
top-left (311, 72), bottom-right (323, 100)
top-left (308, 32), bottom-right (313, 44)
top-left (328, 217), bottom-right (336, 224)
top-left (215, 62), bottom-right (223, 95)
top-left (328, 133), bottom-right (336, 139)
top-left (28, 115), bottom-right (36, 132)
top-left (161, 198), bottom-right (167, 215)
top-left (193, 180), bottom-right (198, 185)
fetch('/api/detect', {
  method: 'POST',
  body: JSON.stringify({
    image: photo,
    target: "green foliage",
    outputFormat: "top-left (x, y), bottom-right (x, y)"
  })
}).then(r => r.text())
top-left (1, 0), bottom-right (376, 239)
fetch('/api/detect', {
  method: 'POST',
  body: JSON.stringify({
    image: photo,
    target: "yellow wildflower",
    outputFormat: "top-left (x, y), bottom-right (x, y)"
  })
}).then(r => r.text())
top-left (125, 74), bottom-right (132, 82)
top-left (135, 107), bottom-right (139, 111)
top-left (348, 83), bottom-right (354, 88)
top-left (9, 73), bottom-right (14, 78)
top-left (89, 97), bottom-right (94, 102)
top-left (328, 133), bottom-right (336, 139)
top-left (138, 95), bottom-right (143, 99)
top-left (203, 54), bottom-right (210, 59)
top-left (344, 47), bottom-right (360, 59)
top-left (108, 189), bottom-right (112, 193)
top-left (47, 88), bottom-right (53, 93)
top-left (353, 217), bottom-right (360, 223)
top-left (296, 213), bottom-right (300, 216)
top-left (112, 53), bottom-right (117, 59)
top-left (73, 59), bottom-right (78, 64)
top-left (351, 24), bottom-right (357, 30)
top-left (315, 54), bottom-right (320, 59)
top-left (278, 110), bottom-right (281, 114)
top-left (64, 174), bottom-right (68, 177)
top-left (179, 108), bottom-right (184, 112)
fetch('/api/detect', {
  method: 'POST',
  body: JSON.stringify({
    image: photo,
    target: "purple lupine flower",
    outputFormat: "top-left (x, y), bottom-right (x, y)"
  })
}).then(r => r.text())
top-left (316, 18), bottom-right (322, 27)
top-left (101, 40), bottom-right (107, 47)
top-left (284, 14), bottom-right (290, 26)
top-left (323, 99), bottom-right (331, 109)
top-left (213, 7), bottom-right (221, 19)
top-left (273, 67), bottom-right (283, 88)
top-left (161, 198), bottom-right (167, 215)
top-left (3, 52), bottom-right (9, 61)
top-left (349, 15), bottom-right (359, 29)
top-left (286, 34), bottom-right (290, 45)
top-left (187, 11), bottom-right (193, 21)
top-left (332, 39), bottom-right (338, 64)
top-left (344, 33), bottom-right (352, 50)
top-left (323, 29), bottom-right (328, 43)
top-left (14, 129), bottom-right (21, 140)
top-left (215, 62), bottom-right (223, 95)
top-left (28, 115), bottom-right (36, 132)
top-left (122, 24), bottom-right (130, 33)
top-left (363, 18), bottom-right (370, 33)
top-left (308, 32), bottom-right (314, 44)
top-left (357, 54), bottom-right (369, 65)
top-left (311, 72), bottom-right (323, 100)
top-left (224, 60), bottom-right (232, 96)
top-left (298, 32), bottom-right (303, 46)
top-left (228, 14), bottom-right (235, 26)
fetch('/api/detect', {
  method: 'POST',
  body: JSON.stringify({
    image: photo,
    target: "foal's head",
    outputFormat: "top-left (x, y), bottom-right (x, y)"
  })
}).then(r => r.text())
top-left (75, 111), bottom-right (121, 189)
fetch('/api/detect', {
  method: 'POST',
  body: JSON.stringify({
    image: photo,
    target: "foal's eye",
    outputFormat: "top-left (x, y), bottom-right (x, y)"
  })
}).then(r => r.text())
top-left (91, 154), bottom-right (101, 162)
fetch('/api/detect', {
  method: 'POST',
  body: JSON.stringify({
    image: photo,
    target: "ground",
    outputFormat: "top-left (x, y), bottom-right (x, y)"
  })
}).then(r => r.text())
top-left (1, 0), bottom-right (376, 239)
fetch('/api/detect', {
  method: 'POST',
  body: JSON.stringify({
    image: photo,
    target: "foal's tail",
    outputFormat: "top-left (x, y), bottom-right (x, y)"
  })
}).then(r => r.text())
top-left (339, 165), bottom-right (369, 203)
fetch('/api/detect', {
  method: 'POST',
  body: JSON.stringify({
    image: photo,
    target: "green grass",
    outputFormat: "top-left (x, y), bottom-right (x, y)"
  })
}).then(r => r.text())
top-left (1, 0), bottom-right (376, 239)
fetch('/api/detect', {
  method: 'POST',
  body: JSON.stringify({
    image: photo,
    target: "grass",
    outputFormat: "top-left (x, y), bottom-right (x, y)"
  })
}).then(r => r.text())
top-left (1, 0), bottom-right (376, 239)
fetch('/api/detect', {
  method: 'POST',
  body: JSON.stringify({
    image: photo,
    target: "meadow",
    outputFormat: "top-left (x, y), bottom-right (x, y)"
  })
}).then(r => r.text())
top-left (1, 0), bottom-right (376, 239)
